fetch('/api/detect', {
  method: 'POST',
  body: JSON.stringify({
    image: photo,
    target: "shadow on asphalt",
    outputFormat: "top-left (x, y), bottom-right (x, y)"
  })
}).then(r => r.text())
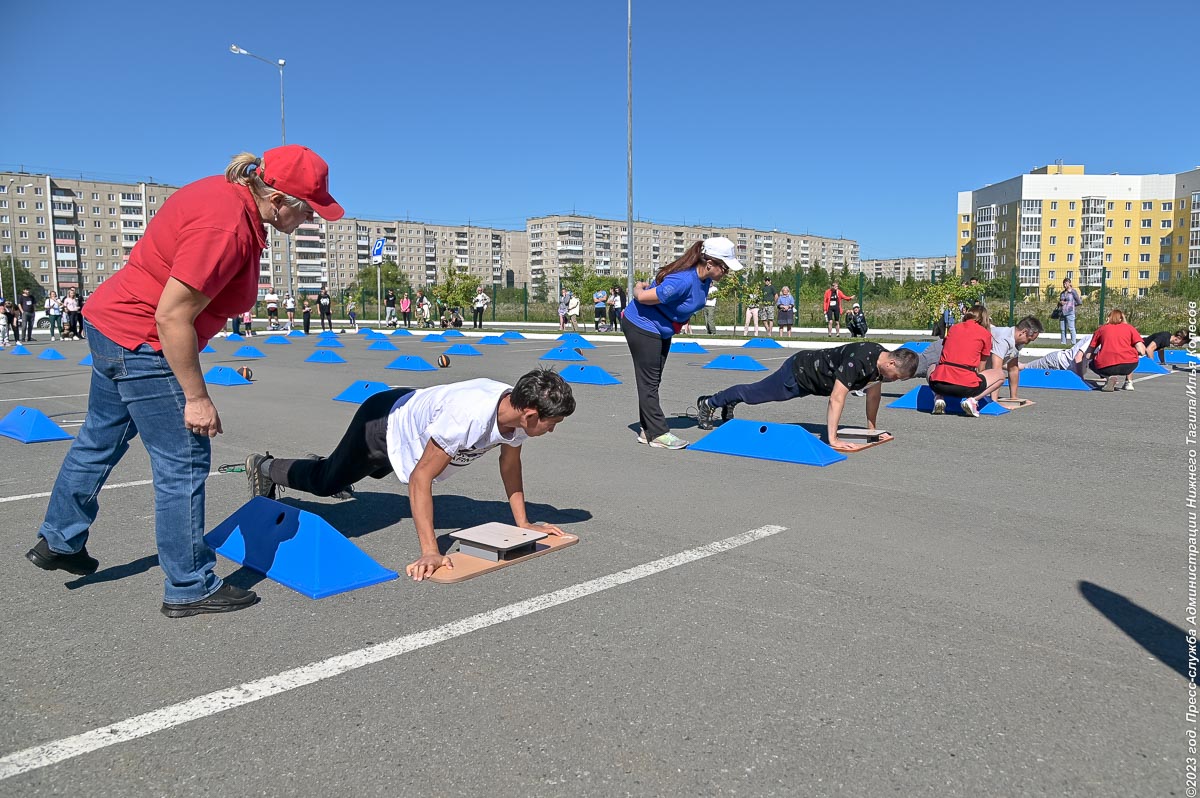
top-left (1079, 580), bottom-right (1187, 679)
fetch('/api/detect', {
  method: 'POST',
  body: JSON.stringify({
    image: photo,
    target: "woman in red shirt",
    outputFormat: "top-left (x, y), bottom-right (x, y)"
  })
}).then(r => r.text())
top-left (27, 145), bottom-right (343, 618)
top-left (927, 305), bottom-right (1007, 417)
top-left (1085, 309), bottom-right (1148, 391)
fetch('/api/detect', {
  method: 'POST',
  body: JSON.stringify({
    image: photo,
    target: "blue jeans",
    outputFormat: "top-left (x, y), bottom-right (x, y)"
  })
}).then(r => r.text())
top-left (1060, 313), bottom-right (1077, 344)
top-left (710, 355), bottom-right (807, 408)
top-left (37, 320), bottom-right (219, 603)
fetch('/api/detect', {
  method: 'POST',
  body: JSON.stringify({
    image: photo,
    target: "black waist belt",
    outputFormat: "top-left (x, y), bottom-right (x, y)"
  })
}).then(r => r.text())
top-left (938, 360), bottom-right (978, 372)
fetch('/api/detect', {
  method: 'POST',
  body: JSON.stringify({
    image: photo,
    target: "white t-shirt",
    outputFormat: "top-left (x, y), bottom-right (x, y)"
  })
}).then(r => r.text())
top-left (264, 292), bottom-right (279, 310)
top-left (705, 286), bottom-right (718, 307)
top-left (284, 296), bottom-right (296, 310)
top-left (386, 378), bottom-right (526, 484)
top-left (989, 326), bottom-right (1023, 363)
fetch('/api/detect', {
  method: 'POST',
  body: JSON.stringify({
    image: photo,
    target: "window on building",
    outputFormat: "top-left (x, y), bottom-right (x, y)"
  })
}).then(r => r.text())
top-left (1123, 253), bottom-right (1131, 262)
top-left (1067, 254), bottom-right (1074, 262)
top-left (1140, 253), bottom-right (1151, 262)
top-left (1050, 201), bottom-right (1058, 210)
top-left (1048, 253), bottom-right (1056, 262)
top-left (1048, 236), bottom-right (1056, 245)
top-left (1049, 219), bottom-right (1057, 228)
top-left (1163, 220), bottom-right (1173, 229)
top-left (1143, 201), bottom-right (1153, 211)
top-left (1164, 202), bottom-right (1174, 212)
top-left (1068, 236), bottom-right (1075, 245)
top-left (1068, 219), bottom-right (1076, 228)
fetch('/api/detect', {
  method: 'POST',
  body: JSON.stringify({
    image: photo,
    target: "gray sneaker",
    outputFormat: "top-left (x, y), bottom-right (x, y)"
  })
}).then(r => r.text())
top-left (246, 452), bottom-right (275, 501)
top-left (696, 396), bottom-right (717, 430)
top-left (648, 432), bottom-right (689, 450)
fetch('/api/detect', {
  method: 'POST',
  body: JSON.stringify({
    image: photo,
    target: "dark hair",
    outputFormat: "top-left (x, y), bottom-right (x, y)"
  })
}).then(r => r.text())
top-left (655, 240), bottom-right (719, 284)
top-left (931, 319), bottom-right (947, 339)
top-left (1015, 316), bottom-right (1044, 335)
top-left (510, 368), bottom-right (576, 418)
top-left (890, 348), bottom-right (919, 379)
top-left (1175, 329), bottom-right (1192, 344)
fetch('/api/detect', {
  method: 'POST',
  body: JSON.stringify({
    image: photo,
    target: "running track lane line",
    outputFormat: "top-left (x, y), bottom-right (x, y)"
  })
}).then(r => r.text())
top-left (0, 524), bottom-right (787, 781)
top-left (0, 474), bottom-right (221, 505)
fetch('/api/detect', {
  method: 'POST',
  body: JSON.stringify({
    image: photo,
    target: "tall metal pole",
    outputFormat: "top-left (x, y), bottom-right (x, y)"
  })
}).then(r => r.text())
top-left (624, 0), bottom-right (634, 300)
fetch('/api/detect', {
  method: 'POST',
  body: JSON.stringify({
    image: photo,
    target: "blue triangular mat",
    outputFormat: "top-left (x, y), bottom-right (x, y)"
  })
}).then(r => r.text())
top-left (204, 366), bottom-right (251, 386)
top-left (315, 338), bottom-right (345, 348)
top-left (233, 346), bottom-right (266, 359)
top-left (306, 350), bottom-right (347, 364)
top-left (205, 497), bottom-right (398, 599)
top-left (690, 419), bottom-right (846, 466)
top-left (500, 331), bottom-right (525, 340)
top-left (670, 341), bottom-right (708, 354)
top-left (386, 355), bottom-right (436, 372)
top-left (333, 380), bottom-right (392, 404)
top-left (0, 406), bottom-right (73, 443)
top-left (9, 345), bottom-right (31, 355)
top-left (367, 339), bottom-right (398, 351)
top-left (444, 344), bottom-right (482, 356)
top-left (422, 334), bottom-right (447, 343)
top-left (556, 333), bottom-right (596, 349)
top-left (559, 365), bottom-right (620, 385)
top-left (226, 333), bottom-right (245, 342)
top-left (78, 354), bottom-right (93, 366)
top-left (742, 338), bottom-right (782, 349)
top-left (200, 345), bottom-right (216, 354)
top-left (263, 335), bottom-right (291, 345)
top-left (1011, 369), bottom-right (1092, 391)
top-left (703, 355), bottom-right (767, 372)
top-left (1133, 356), bottom-right (1170, 375)
top-left (442, 329), bottom-right (465, 337)
top-left (37, 348), bottom-right (66, 361)
top-left (899, 341), bottom-right (930, 353)
top-left (1164, 350), bottom-right (1199, 365)
top-left (478, 336), bottom-right (509, 346)
top-left (288, 330), bottom-right (307, 337)
top-left (540, 346), bottom-right (587, 362)
top-left (390, 328), bottom-right (413, 337)
top-left (888, 385), bottom-right (1009, 415)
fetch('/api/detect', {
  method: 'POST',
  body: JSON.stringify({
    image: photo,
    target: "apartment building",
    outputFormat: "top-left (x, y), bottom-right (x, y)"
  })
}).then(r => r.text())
top-left (957, 164), bottom-right (1200, 296)
top-left (855, 255), bottom-right (956, 282)
top-left (526, 214), bottom-right (858, 289)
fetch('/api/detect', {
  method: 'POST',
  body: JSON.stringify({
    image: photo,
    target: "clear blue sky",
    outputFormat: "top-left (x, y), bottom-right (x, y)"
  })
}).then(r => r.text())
top-left (3, 0), bottom-right (1196, 259)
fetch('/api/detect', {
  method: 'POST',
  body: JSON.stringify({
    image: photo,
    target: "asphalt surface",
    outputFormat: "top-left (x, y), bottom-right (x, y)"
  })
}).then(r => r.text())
top-left (0, 326), bottom-right (1184, 797)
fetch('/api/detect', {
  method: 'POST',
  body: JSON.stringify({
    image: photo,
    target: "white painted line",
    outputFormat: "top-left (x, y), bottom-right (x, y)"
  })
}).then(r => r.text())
top-left (0, 393), bottom-right (89, 403)
top-left (0, 473), bottom-right (221, 504)
top-left (0, 524), bottom-right (787, 780)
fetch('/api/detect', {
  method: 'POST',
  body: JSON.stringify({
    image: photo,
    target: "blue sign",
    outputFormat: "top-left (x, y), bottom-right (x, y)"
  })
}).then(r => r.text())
top-left (371, 238), bottom-right (386, 258)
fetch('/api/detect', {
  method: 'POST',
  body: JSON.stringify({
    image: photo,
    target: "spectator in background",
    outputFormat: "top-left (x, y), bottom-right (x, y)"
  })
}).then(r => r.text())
top-left (3, 300), bottom-right (17, 344)
top-left (743, 283), bottom-right (761, 337)
top-left (346, 298), bottom-right (358, 330)
top-left (566, 291), bottom-right (581, 332)
top-left (1142, 329), bottom-right (1190, 365)
top-left (0, 301), bottom-right (10, 348)
top-left (241, 309), bottom-right (254, 336)
top-left (263, 287), bottom-right (280, 329)
top-left (302, 300), bottom-right (312, 335)
top-left (608, 285), bottom-right (624, 332)
top-left (1085, 308), bottom-right (1149, 391)
top-left (760, 276), bottom-right (776, 336)
top-left (383, 289), bottom-right (397, 327)
top-left (846, 302), bottom-right (868, 338)
top-left (823, 281), bottom-right (853, 337)
top-left (64, 288), bottom-right (82, 339)
top-left (45, 290), bottom-right (64, 341)
top-left (592, 289), bottom-right (608, 331)
top-left (284, 292), bottom-right (296, 328)
top-left (472, 287), bottom-right (489, 329)
top-left (317, 287), bottom-right (333, 331)
top-left (1056, 277), bottom-right (1082, 345)
top-left (399, 292), bottom-right (412, 327)
top-left (18, 288), bottom-right (36, 342)
top-left (776, 285), bottom-right (796, 337)
top-left (558, 288), bottom-right (571, 331)
top-left (703, 284), bottom-right (718, 334)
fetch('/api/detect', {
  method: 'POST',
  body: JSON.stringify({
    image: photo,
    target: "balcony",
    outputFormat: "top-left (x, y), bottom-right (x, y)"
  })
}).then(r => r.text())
top-left (52, 206), bottom-right (74, 218)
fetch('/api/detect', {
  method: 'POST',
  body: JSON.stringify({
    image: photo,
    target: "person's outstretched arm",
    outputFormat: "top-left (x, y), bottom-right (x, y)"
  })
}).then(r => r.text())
top-left (405, 440), bottom-right (453, 581)
top-left (498, 445), bottom-right (564, 536)
top-left (827, 381), bottom-right (860, 451)
top-left (865, 382), bottom-right (889, 437)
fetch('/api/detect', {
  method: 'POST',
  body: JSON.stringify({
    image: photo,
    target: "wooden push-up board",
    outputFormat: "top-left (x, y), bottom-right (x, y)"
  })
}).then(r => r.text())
top-left (996, 398), bottom-right (1036, 409)
top-left (811, 427), bottom-right (894, 453)
top-left (429, 523), bottom-right (579, 584)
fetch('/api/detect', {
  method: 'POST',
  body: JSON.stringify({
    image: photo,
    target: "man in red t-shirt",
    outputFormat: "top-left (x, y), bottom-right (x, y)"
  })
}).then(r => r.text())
top-left (927, 310), bottom-right (1007, 417)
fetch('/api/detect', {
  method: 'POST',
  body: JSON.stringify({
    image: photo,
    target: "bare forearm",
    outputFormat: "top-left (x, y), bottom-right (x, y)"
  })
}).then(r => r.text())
top-left (827, 396), bottom-right (846, 440)
top-left (499, 454), bottom-right (529, 526)
top-left (156, 317), bottom-right (207, 401)
top-left (409, 475), bottom-right (439, 555)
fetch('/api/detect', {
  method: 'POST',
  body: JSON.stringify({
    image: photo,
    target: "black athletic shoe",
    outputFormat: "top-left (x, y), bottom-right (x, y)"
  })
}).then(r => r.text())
top-left (721, 403), bottom-right (736, 423)
top-left (26, 538), bottom-right (99, 575)
top-left (161, 583), bottom-right (260, 618)
top-left (696, 396), bottom-right (716, 430)
top-left (246, 452), bottom-right (275, 501)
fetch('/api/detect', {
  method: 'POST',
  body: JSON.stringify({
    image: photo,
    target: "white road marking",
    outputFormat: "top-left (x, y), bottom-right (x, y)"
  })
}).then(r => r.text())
top-left (0, 524), bottom-right (787, 780)
top-left (0, 473), bottom-right (221, 504)
top-left (0, 393), bottom-right (89, 403)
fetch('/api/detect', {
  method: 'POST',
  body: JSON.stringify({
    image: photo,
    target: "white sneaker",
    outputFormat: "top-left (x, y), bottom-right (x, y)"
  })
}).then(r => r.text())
top-left (1123, 380), bottom-right (1135, 391)
top-left (648, 432), bottom-right (689, 450)
top-left (932, 397), bottom-right (946, 415)
top-left (636, 431), bottom-right (647, 444)
top-left (960, 397), bottom-right (980, 417)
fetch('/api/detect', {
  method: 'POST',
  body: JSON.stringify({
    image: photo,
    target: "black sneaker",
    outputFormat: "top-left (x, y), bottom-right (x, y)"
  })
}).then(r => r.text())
top-left (246, 452), bottom-right (275, 501)
top-left (161, 583), bottom-right (260, 618)
top-left (696, 396), bottom-right (716, 430)
top-left (26, 538), bottom-right (99, 575)
top-left (721, 403), bottom-right (736, 423)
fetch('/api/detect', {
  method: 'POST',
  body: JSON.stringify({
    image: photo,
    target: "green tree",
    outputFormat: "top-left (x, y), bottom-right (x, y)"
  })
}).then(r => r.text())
top-left (911, 281), bottom-right (977, 328)
top-left (347, 260), bottom-right (411, 306)
top-left (429, 261), bottom-right (477, 312)
top-left (0, 256), bottom-right (43, 302)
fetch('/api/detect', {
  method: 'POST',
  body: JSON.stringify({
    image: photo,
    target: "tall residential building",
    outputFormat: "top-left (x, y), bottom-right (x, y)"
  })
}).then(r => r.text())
top-left (526, 214), bottom-right (858, 289)
top-left (957, 164), bottom-right (1200, 297)
top-left (855, 255), bottom-right (956, 282)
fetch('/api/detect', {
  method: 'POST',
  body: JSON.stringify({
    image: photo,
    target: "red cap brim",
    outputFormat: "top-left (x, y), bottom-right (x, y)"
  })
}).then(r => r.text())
top-left (308, 194), bottom-right (344, 221)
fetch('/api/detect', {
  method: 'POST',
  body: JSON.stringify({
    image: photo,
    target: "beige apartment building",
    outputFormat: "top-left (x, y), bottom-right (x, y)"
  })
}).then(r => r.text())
top-left (957, 164), bottom-right (1200, 296)
top-left (526, 214), bottom-right (859, 289)
top-left (855, 255), bottom-right (956, 282)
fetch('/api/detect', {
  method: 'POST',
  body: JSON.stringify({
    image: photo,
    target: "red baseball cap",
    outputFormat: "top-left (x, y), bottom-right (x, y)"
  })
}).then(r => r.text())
top-left (259, 145), bottom-right (344, 220)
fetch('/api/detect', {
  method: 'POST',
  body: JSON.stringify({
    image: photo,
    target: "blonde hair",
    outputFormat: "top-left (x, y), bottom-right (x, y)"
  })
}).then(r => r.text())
top-left (963, 303), bottom-right (991, 329)
top-left (1106, 309), bottom-right (1126, 325)
top-left (224, 152), bottom-right (308, 211)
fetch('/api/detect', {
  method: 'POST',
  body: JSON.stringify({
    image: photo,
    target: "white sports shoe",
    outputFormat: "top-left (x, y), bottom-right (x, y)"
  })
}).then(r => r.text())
top-left (932, 397), bottom-right (946, 415)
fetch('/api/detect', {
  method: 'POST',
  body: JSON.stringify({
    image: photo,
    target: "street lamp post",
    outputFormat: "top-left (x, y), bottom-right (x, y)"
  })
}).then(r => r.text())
top-left (6, 179), bottom-right (33, 302)
top-left (230, 44), bottom-right (293, 299)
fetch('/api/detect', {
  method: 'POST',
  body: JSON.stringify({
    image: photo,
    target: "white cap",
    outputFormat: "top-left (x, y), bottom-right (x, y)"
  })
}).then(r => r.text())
top-left (701, 237), bottom-right (744, 271)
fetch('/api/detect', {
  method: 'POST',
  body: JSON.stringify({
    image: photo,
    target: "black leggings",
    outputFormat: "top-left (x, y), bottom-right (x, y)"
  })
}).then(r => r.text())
top-left (929, 374), bottom-right (988, 399)
top-left (268, 388), bottom-right (413, 496)
top-left (623, 323), bottom-right (672, 439)
top-left (1091, 362), bottom-right (1136, 377)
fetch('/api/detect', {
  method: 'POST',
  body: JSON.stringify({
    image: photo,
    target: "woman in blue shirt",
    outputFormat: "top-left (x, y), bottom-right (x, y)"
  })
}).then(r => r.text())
top-left (623, 236), bottom-right (742, 449)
